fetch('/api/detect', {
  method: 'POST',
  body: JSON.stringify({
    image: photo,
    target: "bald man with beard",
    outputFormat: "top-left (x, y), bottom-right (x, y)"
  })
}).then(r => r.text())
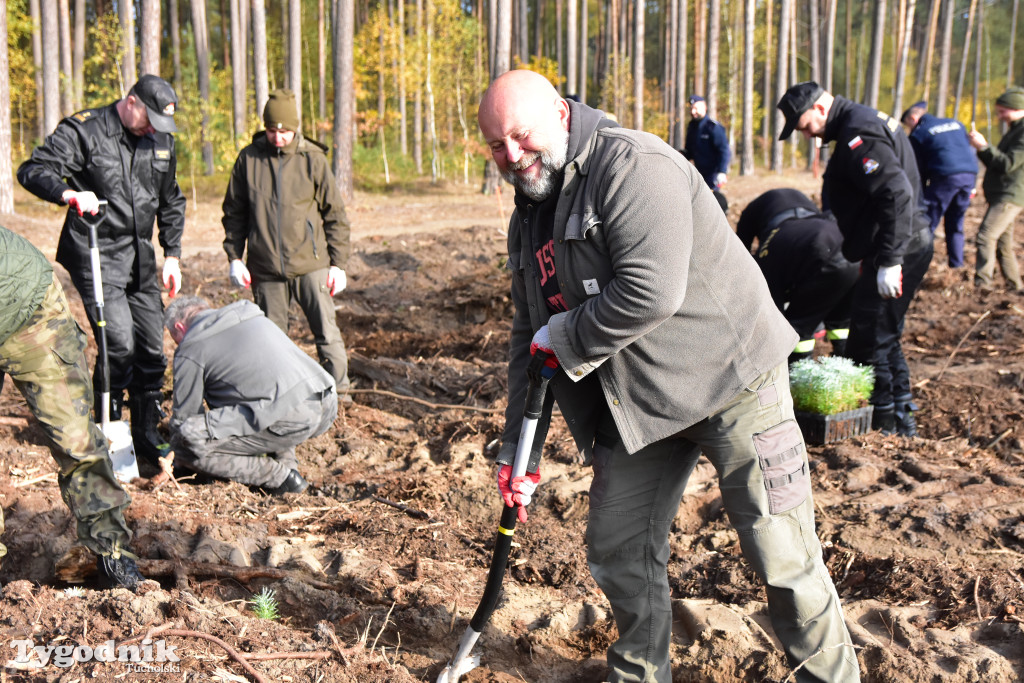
top-left (474, 69), bottom-right (860, 683)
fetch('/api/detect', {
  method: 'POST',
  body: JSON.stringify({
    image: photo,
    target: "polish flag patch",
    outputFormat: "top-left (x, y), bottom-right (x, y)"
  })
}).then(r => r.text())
top-left (848, 136), bottom-right (863, 149)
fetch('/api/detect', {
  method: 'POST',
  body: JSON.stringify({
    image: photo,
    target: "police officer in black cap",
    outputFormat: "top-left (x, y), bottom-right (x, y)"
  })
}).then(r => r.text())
top-left (737, 189), bottom-right (859, 365)
top-left (18, 74), bottom-right (187, 470)
top-left (683, 94), bottom-right (731, 211)
top-left (777, 81), bottom-right (933, 437)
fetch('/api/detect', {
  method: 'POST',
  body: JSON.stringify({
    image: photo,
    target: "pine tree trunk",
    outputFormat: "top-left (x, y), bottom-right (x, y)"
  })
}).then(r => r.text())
top-left (707, 0), bottom-right (720, 118)
top-left (567, 0), bottom-right (578, 95)
top-left (580, 0), bottom-right (588, 102)
top-left (231, 0), bottom-right (247, 145)
top-left (864, 0), bottom-right (885, 108)
top-left (762, 0), bottom-right (772, 167)
top-left (289, 0), bottom-right (302, 127)
top-left (333, 0), bottom-right (355, 201)
top-left (169, 0), bottom-right (183, 94)
top-left (1009, 0), bottom-right (1019, 87)
top-left (741, 0), bottom-right (754, 174)
top-left (694, 0), bottom-right (705, 94)
top-left (140, 0), bottom-right (161, 76)
top-left (674, 0), bottom-right (688, 146)
top-left (30, 0), bottom-right (43, 141)
top-left (918, 0), bottom-right (939, 100)
top-left (119, 0), bottom-right (136, 88)
top-left (0, 0), bottom-right (14, 214)
top-left (41, 0), bottom-right (60, 134)
top-left (952, 0), bottom-right (977, 119)
top-left (633, 0), bottom-right (643, 129)
top-left (191, 0), bottom-right (215, 174)
top-left (252, 0), bottom-right (269, 115)
top-left (771, 0), bottom-right (791, 171)
top-left (893, 0), bottom-right (916, 118)
top-left (935, 0), bottom-right (953, 115)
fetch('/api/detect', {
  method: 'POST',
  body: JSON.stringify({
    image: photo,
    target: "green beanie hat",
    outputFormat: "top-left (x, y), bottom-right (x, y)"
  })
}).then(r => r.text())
top-left (263, 89), bottom-right (299, 131)
top-left (996, 86), bottom-right (1024, 111)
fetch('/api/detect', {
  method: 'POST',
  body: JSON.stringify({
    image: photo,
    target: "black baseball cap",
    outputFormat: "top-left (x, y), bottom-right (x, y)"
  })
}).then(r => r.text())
top-left (900, 100), bottom-right (928, 124)
top-left (688, 94), bottom-right (705, 104)
top-left (777, 81), bottom-right (824, 140)
top-left (131, 74), bottom-right (178, 133)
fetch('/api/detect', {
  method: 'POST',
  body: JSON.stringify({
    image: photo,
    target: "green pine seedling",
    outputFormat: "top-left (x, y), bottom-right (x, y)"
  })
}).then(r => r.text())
top-left (249, 587), bottom-right (280, 620)
top-left (789, 356), bottom-right (875, 415)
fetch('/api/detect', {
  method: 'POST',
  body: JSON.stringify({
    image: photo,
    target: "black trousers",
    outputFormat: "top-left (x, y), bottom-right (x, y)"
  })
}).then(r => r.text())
top-left (70, 266), bottom-right (166, 397)
top-left (844, 232), bottom-right (933, 407)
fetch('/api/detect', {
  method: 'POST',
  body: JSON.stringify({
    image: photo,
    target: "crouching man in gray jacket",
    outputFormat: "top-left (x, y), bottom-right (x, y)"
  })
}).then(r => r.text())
top-left (477, 69), bottom-right (860, 683)
top-left (164, 296), bottom-right (337, 495)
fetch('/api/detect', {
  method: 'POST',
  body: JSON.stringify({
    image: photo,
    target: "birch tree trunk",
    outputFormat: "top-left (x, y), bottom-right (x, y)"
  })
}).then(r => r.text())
top-left (864, 0), bottom-right (885, 108)
top-left (741, 0), bottom-right (754, 174)
top-left (633, 0), bottom-right (643, 129)
top-left (707, 0), bottom-right (720, 118)
top-left (140, 0), bottom-right (160, 75)
top-left (191, 0), bottom-right (214, 174)
top-left (772, 0), bottom-right (791, 171)
top-left (119, 0), bottom-right (136, 89)
top-left (0, 0), bottom-right (14, 214)
top-left (41, 0), bottom-right (60, 133)
top-left (333, 0), bottom-right (355, 201)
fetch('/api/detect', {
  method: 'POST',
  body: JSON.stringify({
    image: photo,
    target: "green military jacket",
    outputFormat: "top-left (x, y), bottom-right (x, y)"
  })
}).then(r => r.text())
top-left (222, 133), bottom-right (351, 281)
top-left (978, 118), bottom-right (1024, 207)
top-left (0, 226), bottom-right (53, 345)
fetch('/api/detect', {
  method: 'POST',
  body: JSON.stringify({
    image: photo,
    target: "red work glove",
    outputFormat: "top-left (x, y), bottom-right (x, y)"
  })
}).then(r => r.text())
top-left (530, 325), bottom-right (559, 369)
top-left (497, 464), bottom-right (541, 523)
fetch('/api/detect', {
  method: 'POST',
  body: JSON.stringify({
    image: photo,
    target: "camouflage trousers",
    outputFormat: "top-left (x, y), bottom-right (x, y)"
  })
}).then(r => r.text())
top-left (0, 275), bottom-right (132, 562)
top-left (171, 389), bottom-right (337, 487)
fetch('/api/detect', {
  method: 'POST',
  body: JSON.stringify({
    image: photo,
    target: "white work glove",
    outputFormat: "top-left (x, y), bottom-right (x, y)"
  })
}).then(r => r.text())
top-left (162, 257), bottom-right (182, 297)
top-left (326, 266), bottom-right (347, 296)
top-left (715, 172), bottom-right (728, 188)
top-left (876, 264), bottom-right (903, 299)
top-left (63, 190), bottom-right (100, 216)
top-left (530, 325), bottom-right (559, 369)
top-left (229, 259), bottom-right (251, 288)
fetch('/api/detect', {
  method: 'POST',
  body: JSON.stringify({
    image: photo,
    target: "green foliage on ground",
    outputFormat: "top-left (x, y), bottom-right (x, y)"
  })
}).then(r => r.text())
top-left (789, 356), bottom-right (875, 415)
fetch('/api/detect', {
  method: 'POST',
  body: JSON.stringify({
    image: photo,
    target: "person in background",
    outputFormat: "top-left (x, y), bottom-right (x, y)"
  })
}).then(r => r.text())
top-left (683, 94), bottom-right (731, 211)
top-left (478, 68), bottom-right (859, 683)
top-left (164, 296), bottom-right (337, 495)
top-left (900, 101), bottom-right (978, 268)
top-left (0, 225), bottom-right (143, 590)
top-left (966, 87), bottom-right (1024, 293)
top-left (777, 81), bottom-right (933, 438)
top-left (221, 89), bottom-right (354, 401)
top-left (17, 74), bottom-right (186, 471)
top-left (736, 189), bottom-right (859, 364)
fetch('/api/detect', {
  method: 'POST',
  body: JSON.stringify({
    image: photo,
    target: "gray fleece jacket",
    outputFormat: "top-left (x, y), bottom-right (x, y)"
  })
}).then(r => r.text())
top-left (499, 101), bottom-right (797, 469)
top-left (170, 300), bottom-right (335, 440)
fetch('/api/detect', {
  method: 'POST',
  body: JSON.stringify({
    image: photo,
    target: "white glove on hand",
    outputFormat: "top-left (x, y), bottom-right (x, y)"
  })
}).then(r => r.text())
top-left (229, 259), bottom-right (251, 288)
top-left (162, 257), bottom-right (182, 297)
top-left (876, 264), bottom-right (903, 299)
top-left (715, 172), bottom-right (728, 188)
top-left (326, 266), bottom-right (347, 296)
top-left (63, 190), bottom-right (100, 216)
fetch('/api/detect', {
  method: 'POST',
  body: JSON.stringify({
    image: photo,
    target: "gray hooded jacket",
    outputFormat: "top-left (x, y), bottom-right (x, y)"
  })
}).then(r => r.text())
top-left (170, 300), bottom-right (335, 440)
top-left (499, 101), bottom-right (797, 469)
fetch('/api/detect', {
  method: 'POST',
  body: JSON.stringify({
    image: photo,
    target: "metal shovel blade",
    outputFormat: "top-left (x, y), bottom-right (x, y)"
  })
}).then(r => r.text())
top-left (436, 625), bottom-right (482, 683)
top-left (104, 420), bottom-right (139, 482)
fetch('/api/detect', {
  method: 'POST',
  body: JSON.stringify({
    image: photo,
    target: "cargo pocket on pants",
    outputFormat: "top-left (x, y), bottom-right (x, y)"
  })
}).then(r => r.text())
top-left (753, 420), bottom-right (810, 515)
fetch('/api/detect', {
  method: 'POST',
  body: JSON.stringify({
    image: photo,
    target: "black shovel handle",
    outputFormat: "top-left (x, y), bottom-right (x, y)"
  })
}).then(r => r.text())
top-left (468, 350), bottom-right (555, 632)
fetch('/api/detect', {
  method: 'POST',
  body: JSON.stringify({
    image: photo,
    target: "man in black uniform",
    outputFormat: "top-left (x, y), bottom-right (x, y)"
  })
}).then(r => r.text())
top-left (18, 75), bottom-right (187, 468)
top-left (777, 82), bottom-right (933, 437)
top-left (736, 189), bottom-right (859, 364)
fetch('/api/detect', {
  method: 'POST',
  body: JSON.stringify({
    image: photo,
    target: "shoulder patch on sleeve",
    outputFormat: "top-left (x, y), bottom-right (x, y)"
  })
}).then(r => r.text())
top-left (862, 157), bottom-right (880, 174)
top-left (848, 136), bottom-right (863, 149)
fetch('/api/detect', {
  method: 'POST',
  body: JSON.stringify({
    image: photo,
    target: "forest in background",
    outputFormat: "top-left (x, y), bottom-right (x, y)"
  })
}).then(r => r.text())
top-left (0, 0), bottom-right (1022, 202)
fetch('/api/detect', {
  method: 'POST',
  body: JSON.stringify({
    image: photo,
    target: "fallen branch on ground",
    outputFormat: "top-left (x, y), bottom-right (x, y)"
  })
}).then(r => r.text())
top-left (118, 623), bottom-right (270, 683)
top-left (370, 494), bottom-right (430, 519)
top-left (348, 387), bottom-right (503, 414)
top-left (933, 310), bottom-right (991, 382)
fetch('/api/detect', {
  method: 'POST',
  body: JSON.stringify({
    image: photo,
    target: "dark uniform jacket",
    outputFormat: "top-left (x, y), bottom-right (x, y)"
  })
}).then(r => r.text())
top-left (821, 96), bottom-right (929, 267)
top-left (908, 114), bottom-right (978, 180)
top-left (684, 116), bottom-right (731, 188)
top-left (978, 117), bottom-right (1024, 207)
top-left (222, 132), bottom-right (351, 282)
top-left (17, 103), bottom-right (186, 287)
top-left (735, 189), bottom-right (848, 310)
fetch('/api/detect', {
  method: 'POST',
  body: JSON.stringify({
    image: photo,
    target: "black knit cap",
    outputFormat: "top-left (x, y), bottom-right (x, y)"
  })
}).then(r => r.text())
top-left (777, 81), bottom-right (824, 140)
top-left (131, 74), bottom-right (178, 133)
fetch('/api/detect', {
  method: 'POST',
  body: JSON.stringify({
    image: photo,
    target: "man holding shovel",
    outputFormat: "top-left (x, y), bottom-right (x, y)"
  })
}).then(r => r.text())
top-left (0, 225), bottom-right (143, 590)
top-left (477, 69), bottom-right (859, 683)
top-left (17, 75), bottom-right (187, 472)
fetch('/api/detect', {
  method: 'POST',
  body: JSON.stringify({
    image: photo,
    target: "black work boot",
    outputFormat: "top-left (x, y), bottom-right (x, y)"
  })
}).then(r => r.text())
top-left (97, 554), bottom-right (145, 591)
top-left (94, 390), bottom-right (125, 424)
top-left (262, 470), bottom-right (309, 496)
top-left (895, 398), bottom-right (919, 437)
top-left (871, 404), bottom-right (896, 435)
top-left (128, 391), bottom-right (171, 468)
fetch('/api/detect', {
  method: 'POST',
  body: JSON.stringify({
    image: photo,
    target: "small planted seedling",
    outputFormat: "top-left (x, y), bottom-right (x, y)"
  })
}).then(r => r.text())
top-left (249, 587), bottom-right (280, 620)
top-left (790, 356), bottom-right (874, 415)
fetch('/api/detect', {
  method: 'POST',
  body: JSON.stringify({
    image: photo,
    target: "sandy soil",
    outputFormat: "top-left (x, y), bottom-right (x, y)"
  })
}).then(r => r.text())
top-left (1, 171), bottom-right (1022, 683)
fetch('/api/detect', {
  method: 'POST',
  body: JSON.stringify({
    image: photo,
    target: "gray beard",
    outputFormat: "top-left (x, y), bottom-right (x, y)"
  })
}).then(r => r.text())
top-left (501, 127), bottom-right (570, 201)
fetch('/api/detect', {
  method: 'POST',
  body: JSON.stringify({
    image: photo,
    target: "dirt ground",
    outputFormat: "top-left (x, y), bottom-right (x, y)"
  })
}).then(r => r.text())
top-left (1, 170), bottom-right (1023, 683)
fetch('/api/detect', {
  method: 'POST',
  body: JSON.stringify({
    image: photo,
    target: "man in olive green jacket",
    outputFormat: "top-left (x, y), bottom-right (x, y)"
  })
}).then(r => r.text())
top-left (968, 86), bottom-right (1024, 292)
top-left (222, 89), bottom-right (353, 396)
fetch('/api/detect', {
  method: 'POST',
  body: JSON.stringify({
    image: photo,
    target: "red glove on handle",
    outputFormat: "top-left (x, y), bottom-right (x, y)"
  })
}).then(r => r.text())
top-left (530, 325), bottom-right (559, 369)
top-left (497, 464), bottom-right (541, 523)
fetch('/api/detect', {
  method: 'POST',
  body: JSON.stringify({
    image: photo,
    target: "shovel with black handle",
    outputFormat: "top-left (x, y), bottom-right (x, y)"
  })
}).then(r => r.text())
top-left (436, 350), bottom-right (556, 683)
